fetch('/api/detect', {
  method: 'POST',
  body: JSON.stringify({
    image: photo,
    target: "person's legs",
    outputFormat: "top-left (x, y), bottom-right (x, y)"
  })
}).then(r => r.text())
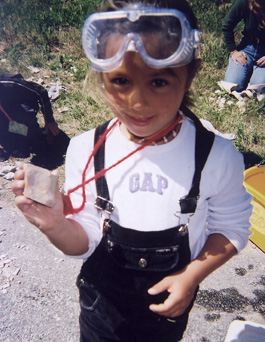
top-left (249, 66), bottom-right (265, 93)
top-left (248, 43), bottom-right (265, 95)
top-left (224, 44), bottom-right (256, 92)
top-left (224, 57), bottom-right (252, 91)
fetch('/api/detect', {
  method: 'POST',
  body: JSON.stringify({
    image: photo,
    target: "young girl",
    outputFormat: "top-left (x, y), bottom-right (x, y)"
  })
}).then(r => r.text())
top-left (12, 1), bottom-right (252, 341)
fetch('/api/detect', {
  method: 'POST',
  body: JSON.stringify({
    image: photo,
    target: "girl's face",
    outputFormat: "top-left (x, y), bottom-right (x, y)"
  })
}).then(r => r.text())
top-left (102, 51), bottom-right (192, 140)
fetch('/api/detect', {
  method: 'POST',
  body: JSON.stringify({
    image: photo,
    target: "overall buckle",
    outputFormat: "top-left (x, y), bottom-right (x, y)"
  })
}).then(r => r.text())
top-left (95, 196), bottom-right (114, 214)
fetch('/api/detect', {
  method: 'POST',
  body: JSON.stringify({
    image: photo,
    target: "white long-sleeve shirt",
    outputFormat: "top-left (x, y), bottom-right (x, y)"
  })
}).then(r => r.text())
top-left (64, 116), bottom-right (252, 261)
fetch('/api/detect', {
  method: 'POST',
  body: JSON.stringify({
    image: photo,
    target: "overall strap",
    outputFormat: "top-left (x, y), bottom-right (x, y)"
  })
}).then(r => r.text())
top-left (94, 120), bottom-right (114, 214)
top-left (179, 115), bottom-right (215, 213)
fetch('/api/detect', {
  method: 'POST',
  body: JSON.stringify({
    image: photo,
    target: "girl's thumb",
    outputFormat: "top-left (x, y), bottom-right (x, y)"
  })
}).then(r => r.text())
top-left (148, 279), bottom-right (168, 295)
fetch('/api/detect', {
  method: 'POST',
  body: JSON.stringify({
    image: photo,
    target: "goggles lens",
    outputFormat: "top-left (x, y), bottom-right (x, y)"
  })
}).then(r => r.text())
top-left (96, 15), bottom-right (182, 60)
top-left (82, 7), bottom-right (200, 71)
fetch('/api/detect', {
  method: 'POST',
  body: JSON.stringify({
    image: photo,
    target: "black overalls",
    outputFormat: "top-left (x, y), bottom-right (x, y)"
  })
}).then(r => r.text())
top-left (76, 118), bottom-right (215, 342)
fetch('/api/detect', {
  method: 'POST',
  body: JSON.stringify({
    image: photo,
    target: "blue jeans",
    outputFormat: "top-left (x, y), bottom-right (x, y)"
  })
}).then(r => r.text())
top-left (224, 40), bottom-right (265, 93)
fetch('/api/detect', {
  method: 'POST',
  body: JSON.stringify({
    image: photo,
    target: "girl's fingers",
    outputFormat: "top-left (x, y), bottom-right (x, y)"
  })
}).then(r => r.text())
top-left (148, 278), bottom-right (169, 295)
top-left (11, 179), bottom-right (25, 196)
top-left (149, 293), bottom-right (184, 317)
top-left (12, 165), bottom-right (26, 196)
top-left (14, 196), bottom-right (45, 229)
top-left (14, 168), bottom-right (25, 180)
top-left (14, 195), bottom-right (34, 212)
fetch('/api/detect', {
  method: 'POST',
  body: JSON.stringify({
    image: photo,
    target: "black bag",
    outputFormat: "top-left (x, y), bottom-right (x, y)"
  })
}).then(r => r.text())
top-left (0, 72), bottom-right (69, 168)
top-left (0, 73), bottom-right (55, 157)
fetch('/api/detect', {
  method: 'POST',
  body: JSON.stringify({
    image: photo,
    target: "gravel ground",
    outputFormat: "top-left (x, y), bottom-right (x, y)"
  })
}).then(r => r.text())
top-left (0, 159), bottom-right (264, 342)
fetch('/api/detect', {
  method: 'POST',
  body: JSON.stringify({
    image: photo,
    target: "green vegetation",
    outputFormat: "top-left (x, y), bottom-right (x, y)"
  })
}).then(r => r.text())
top-left (0, 0), bottom-right (99, 48)
top-left (0, 0), bottom-right (264, 167)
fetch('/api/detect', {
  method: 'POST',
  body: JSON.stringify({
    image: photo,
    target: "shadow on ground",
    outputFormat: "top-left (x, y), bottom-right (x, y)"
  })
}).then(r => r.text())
top-left (0, 129), bottom-right (70, 170)
top-left (242, 151), bottom-right (264, 169)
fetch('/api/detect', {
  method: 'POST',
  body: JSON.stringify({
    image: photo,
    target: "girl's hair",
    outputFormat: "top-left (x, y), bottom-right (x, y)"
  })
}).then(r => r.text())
top-left (249, 0), bottom-right (265, 29)
top-left (97, 0), bottom-right (200, 121)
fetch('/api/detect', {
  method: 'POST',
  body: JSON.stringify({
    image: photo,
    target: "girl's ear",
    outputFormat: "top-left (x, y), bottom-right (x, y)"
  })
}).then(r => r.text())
top-left (185, 58), bottom-right (201, 91)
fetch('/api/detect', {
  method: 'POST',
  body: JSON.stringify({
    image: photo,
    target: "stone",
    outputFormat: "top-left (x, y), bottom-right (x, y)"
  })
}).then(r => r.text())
top-left (23, 164), bottom-right (58, 207)
top-left (3, 172), bottom-right (15, 180)
top-left (0, 165), bottom-right (17, 174)
top-left (13, 268), bottom-right (21, 276)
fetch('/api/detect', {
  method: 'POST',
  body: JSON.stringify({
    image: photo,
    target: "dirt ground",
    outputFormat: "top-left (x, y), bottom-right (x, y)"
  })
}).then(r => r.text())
top-left (0, 158), bottom-right (264, 342)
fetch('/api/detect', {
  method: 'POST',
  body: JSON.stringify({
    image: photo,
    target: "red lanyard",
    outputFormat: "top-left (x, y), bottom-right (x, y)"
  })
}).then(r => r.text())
top-left (0, 102), bottom-right (13, 122)
top-left (64, 114), bottom-right (182, 215)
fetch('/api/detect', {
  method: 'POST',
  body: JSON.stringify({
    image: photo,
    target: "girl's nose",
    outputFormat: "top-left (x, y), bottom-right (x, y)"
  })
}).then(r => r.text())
top-left (128, 87), bottom-right (148, 111)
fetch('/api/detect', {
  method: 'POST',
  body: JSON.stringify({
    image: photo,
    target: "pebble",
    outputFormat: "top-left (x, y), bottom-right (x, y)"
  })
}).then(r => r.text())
top-left (13, 268), bottom-right (21, 276)
top-left (2, 282), bottom-right (11, 289)
top-left (0, 165), bottom-right (17, 174)
top-left (28, 66), bottom-right (40, 73)
top-left (0, 253), bottom-right (8, 260)
top-left (37, 78), bottom-right (44, 84)
top-left (55, 258), bottom-right (64, 263)
top-left (58, 106), bottom-right (69, 113)
top-left (3, 172), bottom-right (15, 180)
top-left (236, 99), bottom-right (246, 113)
top-left (14, 243), bottom-right (27, 249)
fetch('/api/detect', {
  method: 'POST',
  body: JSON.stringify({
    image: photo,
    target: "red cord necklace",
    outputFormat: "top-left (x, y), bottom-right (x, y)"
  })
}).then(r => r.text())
top-left (63, 113), bottom-right (183, 215)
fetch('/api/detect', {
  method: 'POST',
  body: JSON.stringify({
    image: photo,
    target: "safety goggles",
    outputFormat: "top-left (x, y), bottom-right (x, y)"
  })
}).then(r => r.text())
top-left (82, 5), bottom-right (201, 72)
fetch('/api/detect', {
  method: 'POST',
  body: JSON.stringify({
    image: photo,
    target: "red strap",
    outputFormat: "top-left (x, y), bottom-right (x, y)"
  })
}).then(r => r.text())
top-left (0, 102), bottom-right (13, 122)
top-left (64, 115), bottom-right (182, 215)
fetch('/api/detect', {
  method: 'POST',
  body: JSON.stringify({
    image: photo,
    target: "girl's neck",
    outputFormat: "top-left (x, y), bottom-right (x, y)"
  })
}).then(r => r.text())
top-left (120, 113), bottom-right (183, 145)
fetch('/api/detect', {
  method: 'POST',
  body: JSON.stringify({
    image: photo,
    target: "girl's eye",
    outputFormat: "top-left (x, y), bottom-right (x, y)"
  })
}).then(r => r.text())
top-left (151, 79), bottom-right (168, 87)
top-left (111, 77), bottom-right (129, 85)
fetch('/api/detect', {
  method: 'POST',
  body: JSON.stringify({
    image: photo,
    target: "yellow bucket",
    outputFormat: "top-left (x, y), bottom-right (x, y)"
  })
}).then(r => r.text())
top-left (244, 165), bottom-right (265, 252)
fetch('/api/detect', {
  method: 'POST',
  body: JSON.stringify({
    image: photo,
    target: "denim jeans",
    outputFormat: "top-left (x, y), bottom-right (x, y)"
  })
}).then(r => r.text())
top-left (224, 40), bottom-right (265, 93)
top-left (77, 220), bottom-right (195, 342)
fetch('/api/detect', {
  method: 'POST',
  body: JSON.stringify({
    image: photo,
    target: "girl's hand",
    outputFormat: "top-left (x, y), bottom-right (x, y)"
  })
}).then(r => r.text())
top-left (148, 235), bottom-right (237, 318)
top-left (230, 50), bottom-right (247, 66)
top-left (12, 163), bottom-right (64, 232)
top-left (148, 269), bottom-right (197, 318)
top-left (257, 56), bottom-right (265, 67)
top-left (12, 163), bottom-right (88, 256)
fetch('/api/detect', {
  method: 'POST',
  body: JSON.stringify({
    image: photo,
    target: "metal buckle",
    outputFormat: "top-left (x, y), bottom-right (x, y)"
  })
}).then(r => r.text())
top-left (103, 220), bottom-right (111, 232)
top-left (95, 196), bottom-right (114, 214)
top-left (179, 195), bottom-right (198, 214)
top-left (174, 212), bottom-right (193, 235)
top-left (178, 224), bottom-right (189, 237)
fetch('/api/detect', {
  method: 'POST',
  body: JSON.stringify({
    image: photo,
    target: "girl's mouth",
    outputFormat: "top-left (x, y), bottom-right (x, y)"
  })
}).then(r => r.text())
top-left (127, 115), bottom-right (154, 127)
